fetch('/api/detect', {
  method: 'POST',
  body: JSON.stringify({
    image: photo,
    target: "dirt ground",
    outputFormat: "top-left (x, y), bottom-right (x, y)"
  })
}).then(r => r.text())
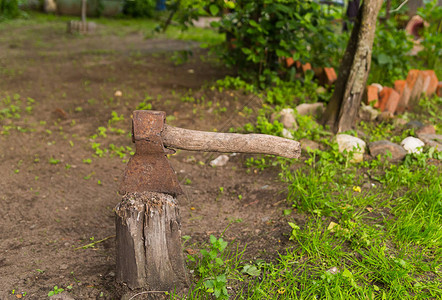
top-left (0, 21), bottom-right (302, 299)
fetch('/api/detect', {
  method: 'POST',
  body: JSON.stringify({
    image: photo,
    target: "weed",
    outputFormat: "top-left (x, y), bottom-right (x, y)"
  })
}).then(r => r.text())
top-left (47, 286), bottom-right (64, 297)
top-left (82, 158), bottom-right (92, 164)
top-left (108, 111), bottom-right (124, 125)
top-left (186, 235), bottom-right (243, 300)
top-left (49, 158), bottom-right (60, 165)
top-left (136, 95), bottom-right (153, 110)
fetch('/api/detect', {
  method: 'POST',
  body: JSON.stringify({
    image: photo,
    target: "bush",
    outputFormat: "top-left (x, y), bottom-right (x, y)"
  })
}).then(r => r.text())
top-left (417, 0), bottom-right (442, 77)
top-left (212, 0), bottom-right (345, 86)
top-left (0, 0), bottom-right (20, 21)
top-left (123, 0), bottom-right (156, 18)
top-left (162, 0), bottom-right (347, 87)
top-left (369, 20), bottom-right (413, 86)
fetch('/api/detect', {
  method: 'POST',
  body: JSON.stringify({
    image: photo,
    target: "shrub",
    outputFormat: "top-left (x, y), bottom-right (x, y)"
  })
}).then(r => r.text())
top-left (212, 0), bottom-right (345, 86)
top-left (123, 0), bottom-right (156, 18)
top-left (0, 0), bottom-right (20, 21)
top-left (369, 20), bottom-right (413, 86)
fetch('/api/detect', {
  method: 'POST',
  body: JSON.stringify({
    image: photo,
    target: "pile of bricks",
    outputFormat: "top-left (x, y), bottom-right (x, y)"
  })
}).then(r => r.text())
top-left (364, 69), bottom-right (441, 115)
top-left (285, 58), bottom-right (338, 87)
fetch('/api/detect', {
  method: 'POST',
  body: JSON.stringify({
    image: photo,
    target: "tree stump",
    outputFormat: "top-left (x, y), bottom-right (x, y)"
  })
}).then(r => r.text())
top-left (115, 191), bottom-right (188, 290)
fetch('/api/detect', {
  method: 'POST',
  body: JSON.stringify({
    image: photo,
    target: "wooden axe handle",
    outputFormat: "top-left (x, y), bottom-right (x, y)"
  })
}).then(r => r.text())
top-left (162, 125), bottom-right (301, 159)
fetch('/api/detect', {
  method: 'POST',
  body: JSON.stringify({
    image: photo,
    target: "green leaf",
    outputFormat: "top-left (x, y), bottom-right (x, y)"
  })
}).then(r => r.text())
top-left (214, 288), bottom-right (221, 298)
top-left (216, 274), bottom-right (227, 282)
top-left (204, 280), bottom-right (215, 289)
top-left (219, 239), bottom-right (228, 251)
top-left (215, 257), bottom-right (224, 266)
top-left (209, 4), bottom-right (219, 16)
top-left (242, 264), bottom-right (261, 276)
top-left (377, 53), bottom-right (389, 65)
top-left (241, 48), bottom-right (252, 55)
top-left (249, 20), bottom-right (258, 27)
top-left (342, 268), bottom-right (353, 279)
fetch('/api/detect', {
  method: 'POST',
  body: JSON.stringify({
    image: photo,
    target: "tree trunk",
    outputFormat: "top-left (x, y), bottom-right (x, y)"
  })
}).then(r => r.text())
top-left (408, 0), bottom-right (423, 17)
top-left (322, 0), bottom-right (383, 133)
top-left (81, 0), bottom-right (86, 23)
top-left (115, 191), bottom-right (188, 290)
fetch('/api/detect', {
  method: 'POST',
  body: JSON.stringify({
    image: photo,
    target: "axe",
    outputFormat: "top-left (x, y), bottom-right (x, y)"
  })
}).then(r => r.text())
top-left (115, 110), bottom-right (301, 291)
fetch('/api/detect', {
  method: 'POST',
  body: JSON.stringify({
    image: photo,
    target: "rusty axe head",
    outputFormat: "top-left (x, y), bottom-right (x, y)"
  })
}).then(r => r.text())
top-left (119, 110), bottom-right (182, 197)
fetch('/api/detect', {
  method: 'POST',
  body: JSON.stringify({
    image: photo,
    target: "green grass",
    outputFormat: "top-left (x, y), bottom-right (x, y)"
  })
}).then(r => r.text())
top-left (6, 12), bottom-right (224, 45)
top-left (178, 146), bottom-right (441, 299)
top-left (171, 80), bottom-right (442, 299)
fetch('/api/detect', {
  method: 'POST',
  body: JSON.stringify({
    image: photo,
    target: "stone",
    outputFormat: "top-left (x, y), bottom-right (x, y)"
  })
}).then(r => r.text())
top-left (295, 102), bottom-right (324, 118)
top-left (406, 69), bottom-right (425, 109)
top-left (300, 138), bottom-right (321, 151)
top-left (405, 120), bottom-right (424, 129)
top-left (114, 90), bottom-right (122, 97)
top-left (376, 111), bottom-right (394, 122)
top-left (316, 86), bottom-right (327, 94)
top-left (416, 125), bottom-right (436, 135)
top-left (371, 83), bottom-right (383, 93)
top-left (368, 140), bottom-right (407, 161)
top-left (393, 118), bottom-right (408, 127)
top-left (359, 105), bottom-right (379, 121)
top-left (401, 137), bottom-right (425, 154)
top-left (394, 80), bottom-right (411, 113)
top-left (364, 85), bottom-right (379, 105)
top-left (49, 293), bottom-right (75, 300)
top-left (421, 70), bottom-right (438, 97)
top-left (336, 134), bottom-right (366, 163)
top-left (378, 87), bottom-right (400, 113)
top-left (437, 81), bottom-right (442, 97)
top-left (323, 67), bottom-right (337, 85)
top-left (282, 128), bottom-right (293, 139)
top-left (327, 266), bottom-right (339, 275)
top-left (417, 134), bottom-right (442, 151)
top-left (279, 108), bottom-right (298, 129)
top-left (209, 155), bottom-right (229, 167)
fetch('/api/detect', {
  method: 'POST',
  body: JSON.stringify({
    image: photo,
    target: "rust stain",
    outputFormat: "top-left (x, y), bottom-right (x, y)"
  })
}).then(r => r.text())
top-left (120, 111), bottom-right (182, 197)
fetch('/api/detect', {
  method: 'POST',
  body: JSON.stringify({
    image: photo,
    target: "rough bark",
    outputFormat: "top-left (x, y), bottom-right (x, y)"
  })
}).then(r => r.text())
top-left (322, 0), bottom-right (383, 133)
top-left (162, 124), bottom-right (301, 159)
top-left (81, 0), bottom-right (86, 23)
top-left (408, 0), bottom-right (424, 17)
top-left (115, 191), bottom-right (188, 290)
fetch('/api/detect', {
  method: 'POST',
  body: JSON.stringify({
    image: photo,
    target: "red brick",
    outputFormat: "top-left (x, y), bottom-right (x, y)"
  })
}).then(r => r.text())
top-left (437, 82), bottom-right (442, 97)
top-left (394, 80), bottom-right (411, 113)
top-left (406, 69), bottom-right (425, 109)
top-left (286, 57), bottom-right (295, 68)
top-left (365, 85), bottom-right (379, 105)
top-left (301, 62), bottom-right (312, 73)
top-left (421, 70), bottom-right (438, 97)
top-left (379, 87), bottom-right (400, 113)
top-left (323, 67), bottom-right (337, 85)
top-left (314, 67), bottom-right (323, 78)
top-left (384, 89), bottom-right (400, 114)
